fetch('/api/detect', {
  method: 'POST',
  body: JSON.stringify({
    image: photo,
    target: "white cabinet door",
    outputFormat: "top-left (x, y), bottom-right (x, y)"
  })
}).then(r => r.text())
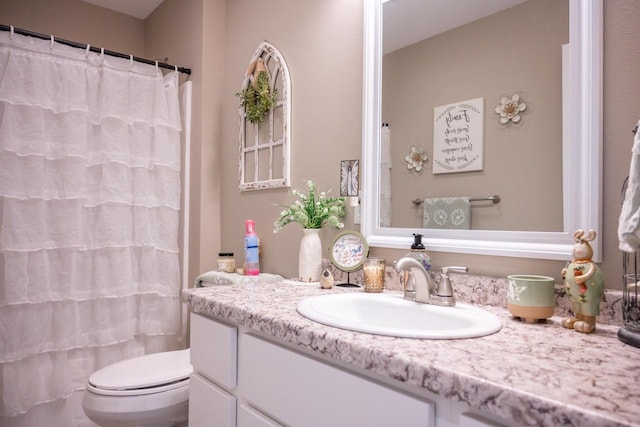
top-left (239, 334), bottom-right (434, 427)
top-left (237, 404), bottom-right (283, 427)
top-left (189, 373), bottom-right (236, 427)
top-left (190, 313), bottom-right (238, 389)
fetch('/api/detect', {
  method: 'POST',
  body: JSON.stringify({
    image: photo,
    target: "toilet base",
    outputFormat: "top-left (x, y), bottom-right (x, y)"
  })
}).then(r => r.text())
top-left (84, 401), bottom-right (187, 427)
top-left (82, 382), bottom-right (189, 427)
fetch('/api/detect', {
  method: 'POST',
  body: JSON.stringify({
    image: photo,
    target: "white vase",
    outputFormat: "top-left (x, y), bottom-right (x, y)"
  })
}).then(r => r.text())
top-left (298, 228), bottom-right (322, 282)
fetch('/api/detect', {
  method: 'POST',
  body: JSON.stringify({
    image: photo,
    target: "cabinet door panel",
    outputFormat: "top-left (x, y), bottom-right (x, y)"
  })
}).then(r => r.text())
top-left (239, 334), bottom-right (434, 427)
top-left (189, 373), bottom-right (236, 427)
top-left (191, 313), bottom-right (238, 388)
top-left (238, 404), bottom-right (283, 427)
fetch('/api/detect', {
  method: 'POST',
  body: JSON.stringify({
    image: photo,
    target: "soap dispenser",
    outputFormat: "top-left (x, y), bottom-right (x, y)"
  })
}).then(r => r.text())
top-left (407, 233), bottom-right (431, 272)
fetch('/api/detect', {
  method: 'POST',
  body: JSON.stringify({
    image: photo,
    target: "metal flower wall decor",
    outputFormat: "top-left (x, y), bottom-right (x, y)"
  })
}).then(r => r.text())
top-left (495, 94), bottom-right (527, 125)
top-left (404, 144), bottom-right (429, 174)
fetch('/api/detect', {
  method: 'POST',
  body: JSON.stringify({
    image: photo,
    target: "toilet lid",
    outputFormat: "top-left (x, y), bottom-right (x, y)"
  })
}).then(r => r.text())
top-left (89, 349), bottom-right (192, 392)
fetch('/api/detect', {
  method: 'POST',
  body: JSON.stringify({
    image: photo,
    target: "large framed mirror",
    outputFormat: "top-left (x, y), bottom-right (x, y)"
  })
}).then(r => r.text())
top-left (361, 0), bottom-right (602, 261)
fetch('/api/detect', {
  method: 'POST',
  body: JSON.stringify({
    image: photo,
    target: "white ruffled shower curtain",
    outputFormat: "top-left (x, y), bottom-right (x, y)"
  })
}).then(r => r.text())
top-left (0, 30), bottom-right (186, 426)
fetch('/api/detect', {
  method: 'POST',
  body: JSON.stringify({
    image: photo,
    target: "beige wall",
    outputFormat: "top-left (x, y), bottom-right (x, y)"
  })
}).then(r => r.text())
top-left (383, 0), bottom-right (567, 231)
top-left (601, 1), bottom-right (640, 289)
top-left (2, 0), bottom-right (639, 290)
top-left (217, 0), bottom-right (640, 290)
top-left (145, 0), bottom-right (225, 289)
top-left (0, 0), bottom-right (144, 55)
top-left (220, 0), bottom-right (363, 279)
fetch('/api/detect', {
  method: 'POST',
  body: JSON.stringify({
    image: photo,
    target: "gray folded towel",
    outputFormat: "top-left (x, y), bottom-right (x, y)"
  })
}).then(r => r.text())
top-left (195, 271), bottom-right (285, 287)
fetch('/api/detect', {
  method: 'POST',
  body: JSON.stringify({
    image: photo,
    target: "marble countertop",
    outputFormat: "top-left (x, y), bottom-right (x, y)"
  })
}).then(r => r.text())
top-left (182, 279), bottom-right (640, 427)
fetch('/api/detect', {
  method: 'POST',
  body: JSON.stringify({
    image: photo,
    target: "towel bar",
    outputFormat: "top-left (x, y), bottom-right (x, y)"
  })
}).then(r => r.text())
top-left (412, 195), bottom-right (500, 206)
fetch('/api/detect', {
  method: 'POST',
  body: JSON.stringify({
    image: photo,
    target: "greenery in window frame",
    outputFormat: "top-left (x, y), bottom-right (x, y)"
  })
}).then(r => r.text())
top-left (236, 71), bottom-right (278, 125)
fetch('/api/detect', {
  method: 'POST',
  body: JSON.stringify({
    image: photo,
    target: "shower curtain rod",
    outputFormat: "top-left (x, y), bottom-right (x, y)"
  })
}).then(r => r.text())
top-left (0, 24), bottom-right (191, 75)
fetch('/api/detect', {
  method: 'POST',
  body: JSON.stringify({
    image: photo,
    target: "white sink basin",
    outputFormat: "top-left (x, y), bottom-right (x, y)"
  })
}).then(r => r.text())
top-left (297, 292), bottom-right (502, 339)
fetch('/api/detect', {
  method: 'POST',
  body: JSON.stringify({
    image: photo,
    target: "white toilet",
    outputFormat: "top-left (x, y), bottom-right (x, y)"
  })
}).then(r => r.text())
top-left (82, 349), bottom-right (192, 427)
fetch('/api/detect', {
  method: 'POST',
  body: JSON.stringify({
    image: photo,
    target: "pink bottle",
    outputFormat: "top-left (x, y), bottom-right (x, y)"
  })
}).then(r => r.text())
top-left (244, 220), bottom-right (260, 275)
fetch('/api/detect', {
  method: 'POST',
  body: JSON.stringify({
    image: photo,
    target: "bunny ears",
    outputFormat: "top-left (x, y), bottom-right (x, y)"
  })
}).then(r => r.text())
top-left (574, 229), bottom-right (597, 243)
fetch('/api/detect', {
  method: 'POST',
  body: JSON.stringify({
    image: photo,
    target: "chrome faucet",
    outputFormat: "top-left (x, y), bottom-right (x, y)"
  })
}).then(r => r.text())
top-left (395, 257), bottom-right (435, 304)
top-left (394, 257), bottom-right (467, 306)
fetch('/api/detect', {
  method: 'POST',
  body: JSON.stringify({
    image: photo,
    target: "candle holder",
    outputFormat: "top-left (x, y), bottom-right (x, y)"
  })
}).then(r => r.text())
top-left (363, 258), bottom-right (385, 293)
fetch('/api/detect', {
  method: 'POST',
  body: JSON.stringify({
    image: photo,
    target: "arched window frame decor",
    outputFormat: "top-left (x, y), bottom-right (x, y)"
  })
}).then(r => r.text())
top-left (238, 41), bottom-right (291, 191)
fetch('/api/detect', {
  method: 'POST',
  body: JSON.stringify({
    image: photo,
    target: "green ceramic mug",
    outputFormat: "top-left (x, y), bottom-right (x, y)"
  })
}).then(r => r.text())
top-left (507, 275), bottom-right (556, 323)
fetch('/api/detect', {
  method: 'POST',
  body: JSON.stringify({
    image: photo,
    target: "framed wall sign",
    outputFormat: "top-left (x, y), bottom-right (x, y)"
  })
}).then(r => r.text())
top-left (432, 97), bottom-right (484, 174)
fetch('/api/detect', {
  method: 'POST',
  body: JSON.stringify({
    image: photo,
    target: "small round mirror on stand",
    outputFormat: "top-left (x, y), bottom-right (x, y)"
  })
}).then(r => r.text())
top-left (328, 230), bottom-right (369, 287)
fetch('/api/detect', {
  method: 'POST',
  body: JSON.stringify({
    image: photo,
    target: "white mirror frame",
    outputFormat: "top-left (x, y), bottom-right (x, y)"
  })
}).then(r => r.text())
top-left (361, 0), bottom-right (602, 261)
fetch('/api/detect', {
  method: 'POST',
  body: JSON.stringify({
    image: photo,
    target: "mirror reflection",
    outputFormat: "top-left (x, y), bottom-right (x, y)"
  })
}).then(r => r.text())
top-left (381, 0), bottom-right (569, 231)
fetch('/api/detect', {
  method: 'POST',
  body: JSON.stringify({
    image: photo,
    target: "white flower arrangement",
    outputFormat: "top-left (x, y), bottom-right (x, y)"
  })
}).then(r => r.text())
top-left (274, 180), bottom-right (346, 232)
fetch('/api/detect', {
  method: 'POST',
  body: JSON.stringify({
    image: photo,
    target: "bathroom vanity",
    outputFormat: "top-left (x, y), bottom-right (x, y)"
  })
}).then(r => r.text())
top-left (188, 311), bottom-right (435, 427)
top-left (183, 280), bottom-right (640, 427)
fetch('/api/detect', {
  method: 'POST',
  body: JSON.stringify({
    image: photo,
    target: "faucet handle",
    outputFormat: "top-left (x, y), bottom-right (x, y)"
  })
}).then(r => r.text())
top-left (436, 266), bottom-right (468, 303)
top-left (441, 266), bottom-right (468, 275)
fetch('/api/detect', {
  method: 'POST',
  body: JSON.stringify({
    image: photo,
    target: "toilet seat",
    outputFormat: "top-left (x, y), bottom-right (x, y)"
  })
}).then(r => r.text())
top-left (88, 349), bottom-right (192, 397)
top-left (87, 376), bottom-right (190, 396)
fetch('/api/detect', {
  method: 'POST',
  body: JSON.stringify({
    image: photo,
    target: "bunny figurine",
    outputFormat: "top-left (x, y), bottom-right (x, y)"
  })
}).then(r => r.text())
top-left (319, 268), bottom-right (334, 289)
top-left (561, 229), bottom-right (604, 333)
